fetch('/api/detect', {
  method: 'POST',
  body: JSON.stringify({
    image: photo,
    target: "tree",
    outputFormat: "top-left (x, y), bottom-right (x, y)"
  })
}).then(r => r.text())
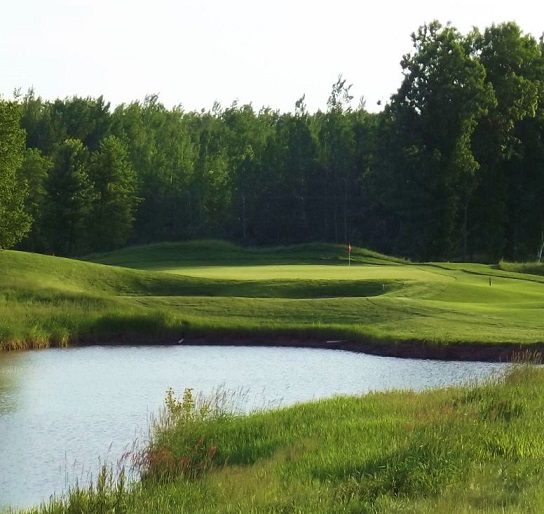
top-left (112, 96), bottom-right (197, 243)
top-left (267, 109), bottom-right (317, 243)
top-left (221, 103), bottom-right (272, 242)
top-left (44, 138), bottom-right (92, 255)
top-left (50, 96), bottom-right (112, 152)
top-left (316, 76), bottom-right (357, 243)
top-left (470, 23), bottom-right (544, 259)
top-left (17, 148), bottom-right (52, 252)
top-left (0, 100), bottom-right (31, 249)
top-left (87, 136), bottom-right (140, 250)
top-left (350, 108), bottom-right (380, 248)
top-left (375, 22), bottom-right (493, 259)
top-left (189, 108), bottom-right (230, 236)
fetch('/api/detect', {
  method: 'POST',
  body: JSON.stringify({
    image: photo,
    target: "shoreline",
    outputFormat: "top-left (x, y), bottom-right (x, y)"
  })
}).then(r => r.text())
top-left (171, 336), bottom-right (544, 363)
top-left (4, 334), bottom-right (544, 362)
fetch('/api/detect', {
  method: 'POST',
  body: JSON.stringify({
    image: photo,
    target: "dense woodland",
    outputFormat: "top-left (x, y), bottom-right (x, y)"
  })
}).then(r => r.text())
top-left (2, 21), bottom-right (544, 262)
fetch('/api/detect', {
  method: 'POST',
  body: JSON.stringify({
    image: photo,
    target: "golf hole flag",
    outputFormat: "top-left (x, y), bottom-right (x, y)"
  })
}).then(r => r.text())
top-left (348, 243), bottom-right (352, 253)
top-left (348, 243), bottom-right (352, 266)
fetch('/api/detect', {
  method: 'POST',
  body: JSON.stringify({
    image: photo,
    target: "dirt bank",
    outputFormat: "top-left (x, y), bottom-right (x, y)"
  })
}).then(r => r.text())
top-left (173, 335), bottom-right (544, 363)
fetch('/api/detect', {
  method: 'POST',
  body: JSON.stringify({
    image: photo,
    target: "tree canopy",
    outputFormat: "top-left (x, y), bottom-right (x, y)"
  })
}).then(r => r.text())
top-left (4, 21), bottom-right (544, 262)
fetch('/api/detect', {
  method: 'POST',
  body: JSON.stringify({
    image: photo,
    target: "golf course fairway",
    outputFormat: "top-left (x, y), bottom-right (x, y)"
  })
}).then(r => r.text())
top-left (2, 240), bottom-right (544, 359)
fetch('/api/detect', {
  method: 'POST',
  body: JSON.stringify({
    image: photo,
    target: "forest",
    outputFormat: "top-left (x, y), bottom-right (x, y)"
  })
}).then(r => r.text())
top-left (2, 21), bottom-right (544, 262)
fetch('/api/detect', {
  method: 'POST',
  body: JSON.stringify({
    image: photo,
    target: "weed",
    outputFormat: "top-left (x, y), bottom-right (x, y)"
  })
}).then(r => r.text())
top-left (511, 349), bottom-right (543, 364)
top-left (132, 388), bottom-right (222, 483)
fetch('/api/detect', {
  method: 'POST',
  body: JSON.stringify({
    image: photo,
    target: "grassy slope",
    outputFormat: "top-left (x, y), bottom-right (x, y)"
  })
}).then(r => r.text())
top-left (2, 240), bottom-right (544, 350)
top-left (24, 364), bottom-right (544, 513)
top-left (7, 244), bottom-right (544, 512)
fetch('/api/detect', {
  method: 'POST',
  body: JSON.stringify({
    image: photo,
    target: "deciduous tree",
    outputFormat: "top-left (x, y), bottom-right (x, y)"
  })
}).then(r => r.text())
top-left (376, 22), bottom-right (493, 259)
top-left (0, 100), bottom-right (31, 249)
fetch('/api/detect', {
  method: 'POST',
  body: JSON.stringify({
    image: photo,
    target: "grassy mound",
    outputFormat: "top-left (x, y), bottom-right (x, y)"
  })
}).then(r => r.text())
top-left (84, 240), bottom-right (406, 269)
top-left (2, 241), bottom-right (544, 351)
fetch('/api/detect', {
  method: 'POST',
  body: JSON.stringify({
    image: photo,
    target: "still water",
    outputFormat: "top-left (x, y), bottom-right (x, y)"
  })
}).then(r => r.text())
top-left (0, 345), bottom-right (507, 510)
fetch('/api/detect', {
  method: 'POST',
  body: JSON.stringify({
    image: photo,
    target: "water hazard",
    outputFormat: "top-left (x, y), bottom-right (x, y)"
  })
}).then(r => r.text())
top-left (0, 345), bottom-right (508, 509)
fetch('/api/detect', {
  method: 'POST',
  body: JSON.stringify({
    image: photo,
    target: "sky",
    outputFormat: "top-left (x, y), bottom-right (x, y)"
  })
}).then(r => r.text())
top-left (1, 0), bottom-right (543, 114)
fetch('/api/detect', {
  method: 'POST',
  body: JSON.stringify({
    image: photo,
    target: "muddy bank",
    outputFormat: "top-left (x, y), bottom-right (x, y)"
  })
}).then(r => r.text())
top-left (6, 333), bottom-right (543, 362)
top-left (174, 335), bottom-right (544, 363)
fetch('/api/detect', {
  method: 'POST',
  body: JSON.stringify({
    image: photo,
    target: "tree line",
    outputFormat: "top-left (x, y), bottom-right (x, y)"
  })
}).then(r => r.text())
top-left (2, 21), bottom-right (544, 262)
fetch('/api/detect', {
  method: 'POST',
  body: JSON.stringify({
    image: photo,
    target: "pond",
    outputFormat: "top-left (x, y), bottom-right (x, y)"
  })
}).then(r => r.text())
top-left (0, 345), bottom-right (507, 510)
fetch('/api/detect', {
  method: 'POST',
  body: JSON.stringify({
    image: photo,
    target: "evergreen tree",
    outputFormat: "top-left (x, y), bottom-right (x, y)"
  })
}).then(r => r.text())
top-left (44, 138), bottom-right (92, 255)
top-left (87, 136), bottom-right (140, 250)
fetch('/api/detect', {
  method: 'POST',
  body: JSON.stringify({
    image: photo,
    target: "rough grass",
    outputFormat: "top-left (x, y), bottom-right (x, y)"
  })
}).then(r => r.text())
top-left (2, 241), bottom-right (544, 350)
top-left (20, 363), bottom-right (544, 514)
top-left (497, 260), bottom-right (544, 277)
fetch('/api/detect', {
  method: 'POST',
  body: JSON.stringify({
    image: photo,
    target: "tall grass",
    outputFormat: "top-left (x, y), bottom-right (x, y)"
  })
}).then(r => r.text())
top-left (20, 363), bottom-right (544, 513)
top-left (23, 466), bottom-right (129, 514)
top-left (497, 260), bottom-right (544, 277)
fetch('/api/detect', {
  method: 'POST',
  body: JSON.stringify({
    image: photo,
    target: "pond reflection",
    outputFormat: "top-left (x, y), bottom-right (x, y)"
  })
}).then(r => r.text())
top-left (0, 351), bottom-right (23, 414)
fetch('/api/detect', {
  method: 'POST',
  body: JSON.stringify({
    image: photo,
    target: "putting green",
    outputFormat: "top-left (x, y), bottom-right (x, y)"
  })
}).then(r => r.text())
top-left (159, 264), bottom-right (454, 282)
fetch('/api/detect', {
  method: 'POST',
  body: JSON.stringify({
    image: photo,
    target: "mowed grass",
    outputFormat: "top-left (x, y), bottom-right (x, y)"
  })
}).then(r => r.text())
top-left (5, 244), bottom-right (544, 512)
top-left (2, 240), bottom-right (544, 350)
top-left (23, 363), bottom-right (544, 513)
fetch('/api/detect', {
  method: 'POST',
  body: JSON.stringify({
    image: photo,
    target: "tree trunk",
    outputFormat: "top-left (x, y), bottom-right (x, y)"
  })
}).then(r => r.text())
top-left (537, 229), bottom-right (544, 262)
top-left (241, 193), bottom-right (246, 241)
top-left (343, 181), bottom-right (348, 243)
top-left (462, 195), bottom-right (469, 262)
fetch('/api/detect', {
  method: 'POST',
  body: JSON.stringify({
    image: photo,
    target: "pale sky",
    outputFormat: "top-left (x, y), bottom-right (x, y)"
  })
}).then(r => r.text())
top-left (1, 0), bottom-right (543, 113)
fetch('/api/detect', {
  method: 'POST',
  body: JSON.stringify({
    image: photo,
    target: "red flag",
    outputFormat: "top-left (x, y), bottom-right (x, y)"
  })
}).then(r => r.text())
top-left (348, 243), bottom-right (352, 253)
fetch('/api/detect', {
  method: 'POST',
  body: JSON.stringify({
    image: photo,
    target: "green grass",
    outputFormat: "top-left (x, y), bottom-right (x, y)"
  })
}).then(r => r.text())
top-left (2, 240), bottom-right (544, 351)
top-left (20, 363), bottom-right (544, 513)
top-left (6, 243), bottom-right (544, 513)
top-left (84, 240), bottom-right (407, 269)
